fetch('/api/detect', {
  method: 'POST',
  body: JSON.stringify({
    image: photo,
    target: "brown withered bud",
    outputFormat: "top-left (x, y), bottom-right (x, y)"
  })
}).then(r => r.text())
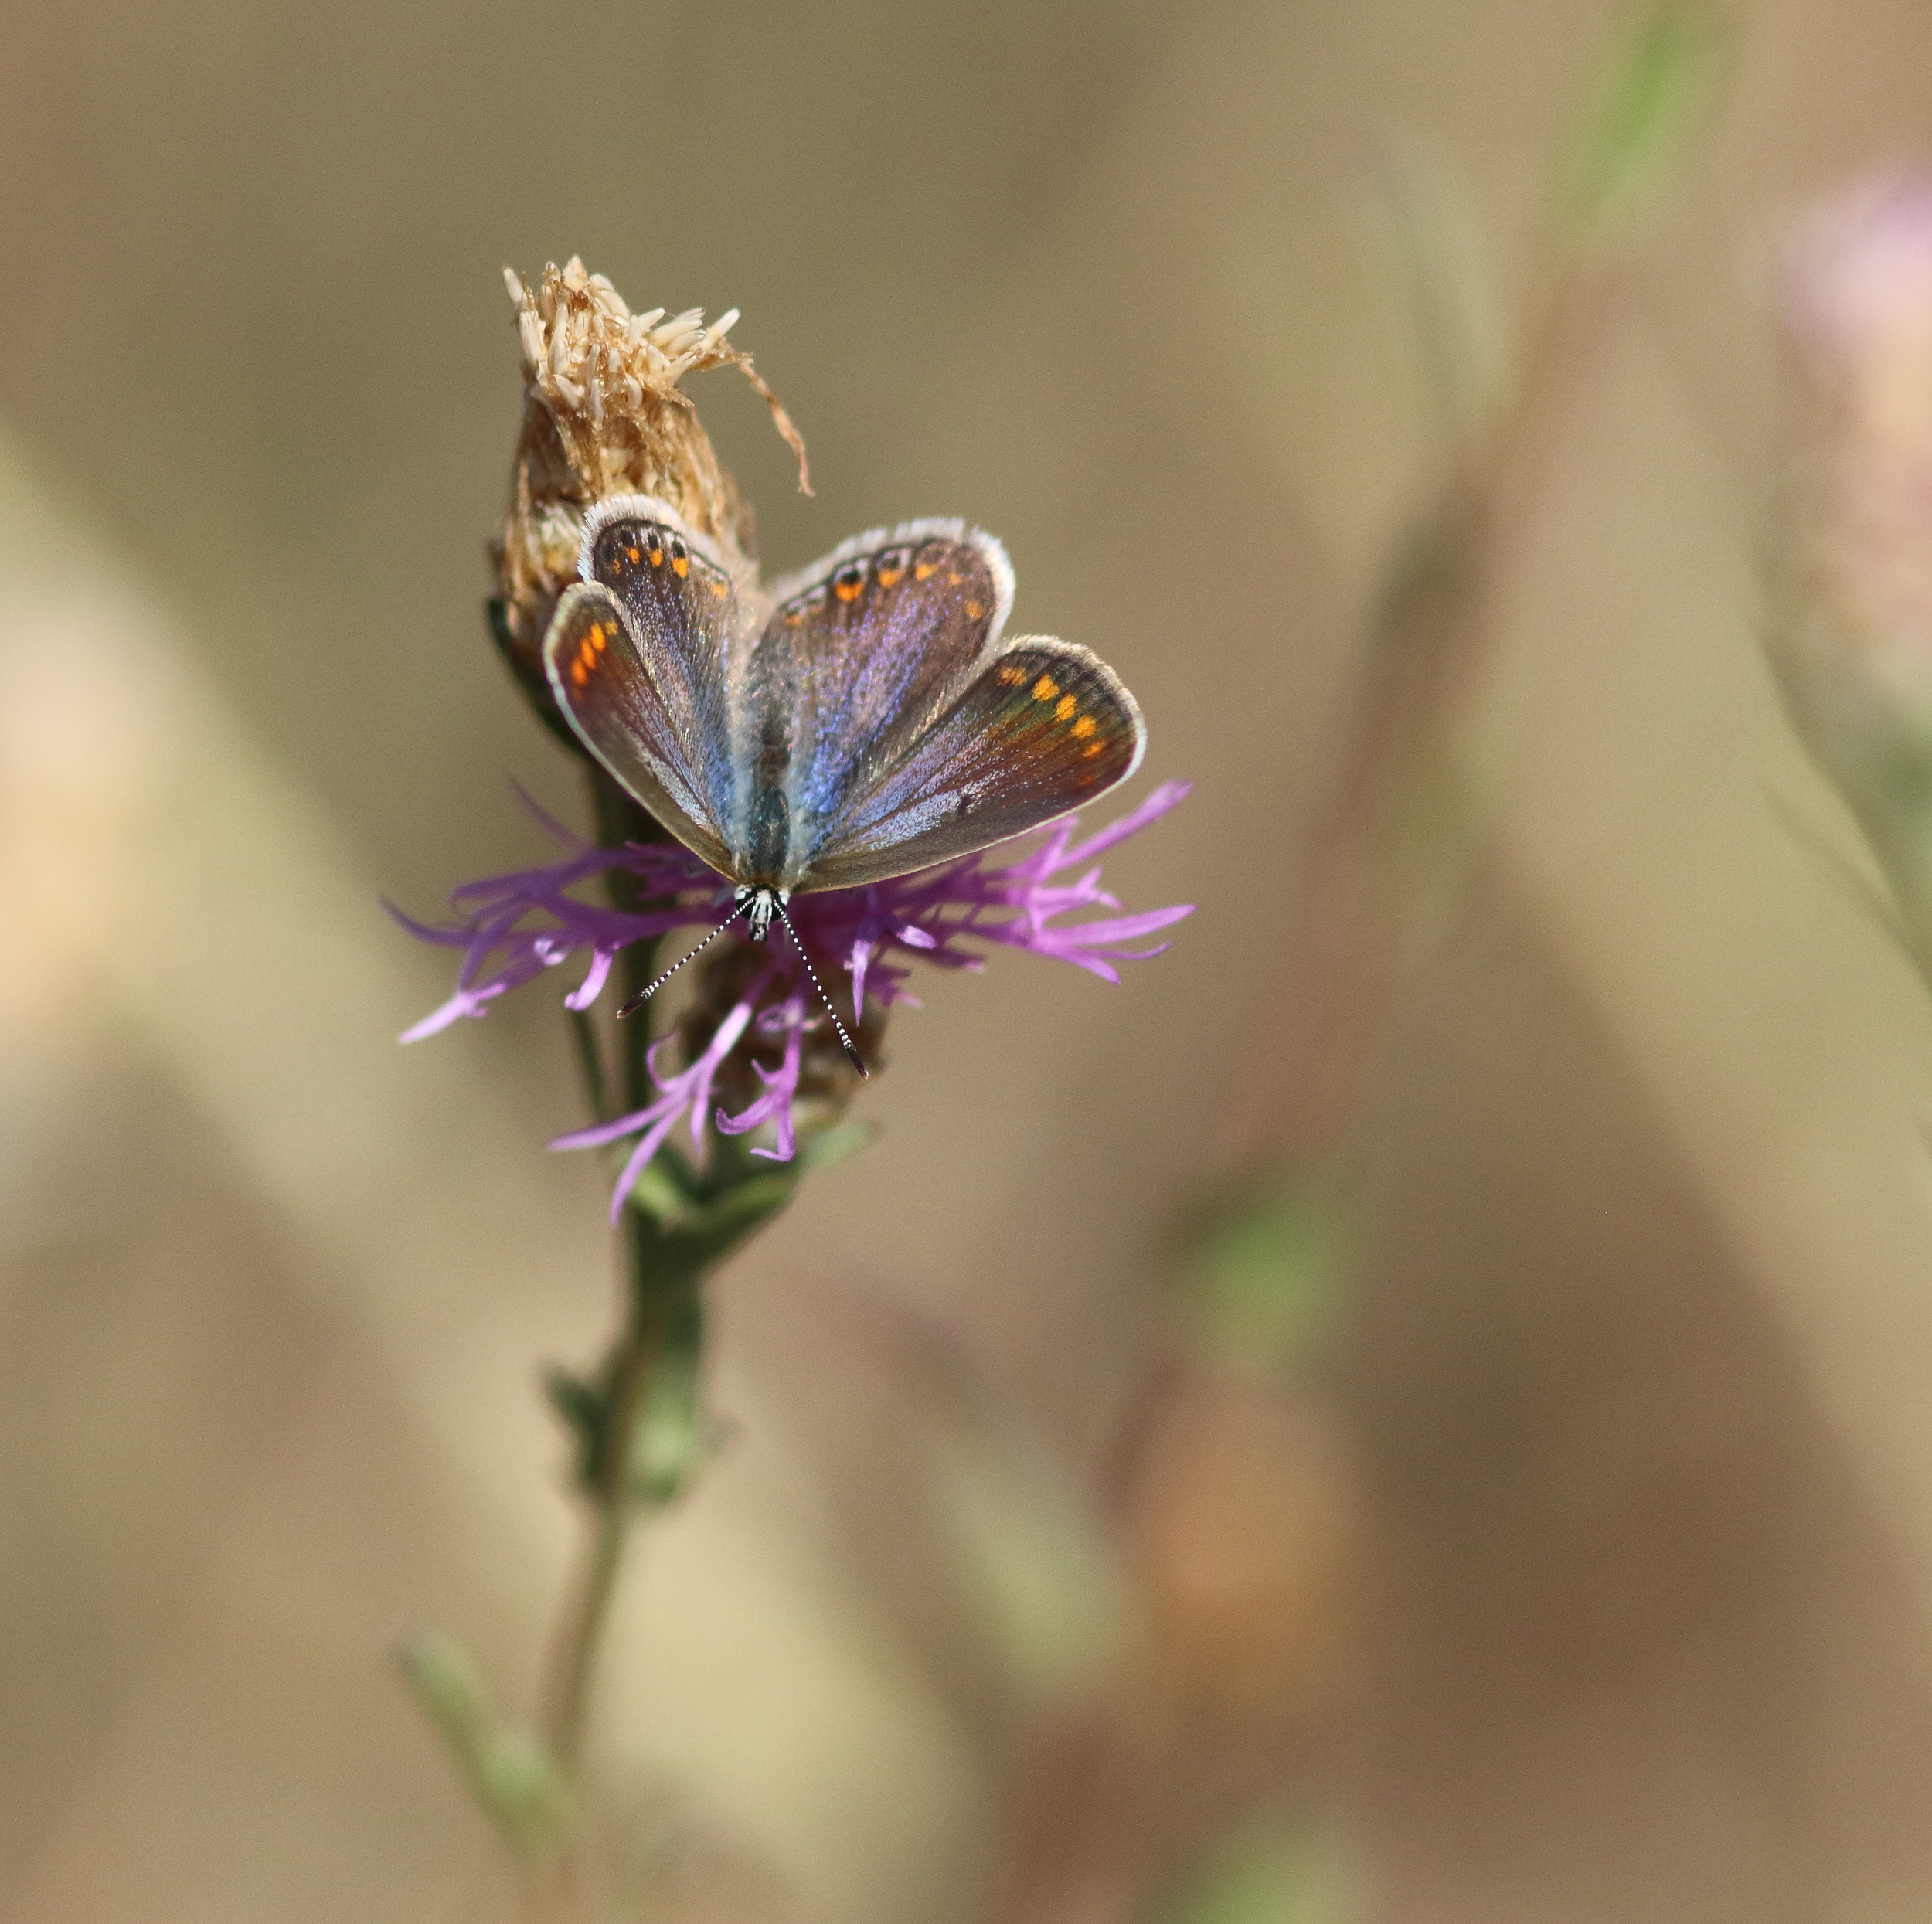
top-left (488, 257), bottom-right (808, 738)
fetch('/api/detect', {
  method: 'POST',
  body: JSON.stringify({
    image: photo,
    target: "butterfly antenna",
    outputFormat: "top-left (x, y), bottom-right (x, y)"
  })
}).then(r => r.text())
top-left (616, 899), bottom-right (750, 1019)
top-left (774, 899), bottom-right (869, 1077)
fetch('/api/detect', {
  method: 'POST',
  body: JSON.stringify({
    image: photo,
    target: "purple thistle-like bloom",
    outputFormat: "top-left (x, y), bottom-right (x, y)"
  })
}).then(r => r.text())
top-left (395, 782), bottom-right (1194, 1218)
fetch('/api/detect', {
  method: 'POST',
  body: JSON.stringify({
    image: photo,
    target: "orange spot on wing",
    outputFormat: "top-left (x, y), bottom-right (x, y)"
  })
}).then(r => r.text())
top-left (648, 547), bottom-right (663, 566)
top-left (1082, 741), bottom-right (1105, 759)
top-left (1031, 675), bottom-right (1060, 702)
top-left (878, 564), bottom-right (904, 586)
top-left (835, 576), bottom-right (863, 602)
top-left (915, 562), bottom-right (937, 580)
top-left (709, 580), bottom-right (729, 597)
top-left (1072, 715), bottom-right (1097, 738)
top-left (672, 556), bottom-right (689, 578)
top-left (570, 659), bottom-right (590, 685)
top-left (966, 600), bottom-right (983, 619)
top-left (997, 665), bottom-right (1028, 685)
top-left (1054, 694), bottom-right (1077, 722)
top-left (626, 546), bottom-right (641, 563)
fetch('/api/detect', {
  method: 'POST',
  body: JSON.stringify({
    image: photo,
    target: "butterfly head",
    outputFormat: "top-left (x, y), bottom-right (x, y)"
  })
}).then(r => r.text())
top-left (735, 884), bottom-right (786, 943)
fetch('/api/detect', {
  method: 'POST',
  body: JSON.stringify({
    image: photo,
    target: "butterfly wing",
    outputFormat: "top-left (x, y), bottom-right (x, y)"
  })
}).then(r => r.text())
top-left (543, 495), bottom-right (746, 878)
top-left (760, 522), bottom-right (1013, 861)
top-left (794, 637), bottom-right (1145, 890)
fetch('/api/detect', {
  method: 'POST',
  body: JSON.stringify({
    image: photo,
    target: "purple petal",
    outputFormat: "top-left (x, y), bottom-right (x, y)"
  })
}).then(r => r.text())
top-left (1050, 780), bottom-right (1193, 869)
top-left (607, 1103), bottom-right (696, 1223)
top-left (400, 983), bottom-right (505, 1042)
top-left (564, 946), bottom-right (614, 1011)
top-left (509, 779), bottom-right (594, 850)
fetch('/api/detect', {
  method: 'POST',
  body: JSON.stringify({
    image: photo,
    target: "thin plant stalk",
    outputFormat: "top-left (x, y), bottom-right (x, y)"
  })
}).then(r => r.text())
top-left (538, 1212), bottom-right (662, 1775)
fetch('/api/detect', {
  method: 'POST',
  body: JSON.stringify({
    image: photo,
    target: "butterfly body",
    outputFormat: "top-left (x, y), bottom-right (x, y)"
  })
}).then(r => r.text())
top-left (543, 495), bottom-right (1146, 900)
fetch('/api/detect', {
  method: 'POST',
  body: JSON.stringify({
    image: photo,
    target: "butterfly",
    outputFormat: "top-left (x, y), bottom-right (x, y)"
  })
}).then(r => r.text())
top-left (543, 494), bottom-right (1147, 1066)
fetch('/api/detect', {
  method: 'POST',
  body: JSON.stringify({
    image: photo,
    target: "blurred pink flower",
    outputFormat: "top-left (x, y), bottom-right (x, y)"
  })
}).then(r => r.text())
top-left (1783, 167), bottom-right (1932, 675)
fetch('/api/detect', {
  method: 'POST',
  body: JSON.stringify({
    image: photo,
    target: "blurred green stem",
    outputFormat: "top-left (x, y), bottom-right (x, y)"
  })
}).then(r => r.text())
top-left (1223, 1), bottom-right (1717, 1179)
top-left (1222, 252), bottom-right (1608, 1174)
top-left (539, 1209), bottom-right (699, 1775)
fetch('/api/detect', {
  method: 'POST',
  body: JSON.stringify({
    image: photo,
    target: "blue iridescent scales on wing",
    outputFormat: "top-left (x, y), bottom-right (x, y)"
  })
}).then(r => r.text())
top-left (543, 493), bottom-right (1148, 899)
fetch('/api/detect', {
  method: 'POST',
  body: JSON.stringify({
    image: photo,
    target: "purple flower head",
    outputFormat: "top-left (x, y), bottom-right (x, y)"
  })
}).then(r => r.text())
top-left (394, 783), bottom-right (1194, 1219)
top-left (1773, 167), bottom-right (1932, 726)
top-left (1784, 168), bottom-right (1932, 408)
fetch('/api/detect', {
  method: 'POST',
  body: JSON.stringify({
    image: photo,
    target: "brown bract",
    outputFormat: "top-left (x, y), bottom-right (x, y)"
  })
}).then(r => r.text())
top-left (489, 257), bottom-right (810, 682)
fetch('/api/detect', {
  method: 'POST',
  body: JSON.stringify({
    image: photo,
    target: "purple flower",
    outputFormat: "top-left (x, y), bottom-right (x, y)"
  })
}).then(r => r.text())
top-left (1781, 168), bottom-right (1932, 667)
top-left (1784, 168), bottom-right (1932, 410)
top-left (394, 783), bottom-right (1193, 1218)
top-left (1766, 167), bottom-right (1932, 841)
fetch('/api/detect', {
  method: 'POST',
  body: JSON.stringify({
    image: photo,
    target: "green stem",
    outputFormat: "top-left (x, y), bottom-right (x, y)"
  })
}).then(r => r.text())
top-left (539, 1208), bottom-right (665, 1773)
top-left (565, 1007), bottom-right (609, 1126)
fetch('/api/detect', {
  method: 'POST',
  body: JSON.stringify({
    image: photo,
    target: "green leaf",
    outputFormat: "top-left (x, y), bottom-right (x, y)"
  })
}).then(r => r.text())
top-left (1178, 1178), bottom-right (1356, 1370)
top-left (543, 1365), bottom-right (607, 1472)
top-left (794, 1117), bottom-right (882, 1171)
top-left (1359, 134), bottom-right (1505, 450)
top-left (930, 1426), bottom-right (1129, 1704)
top-left (626, 1151), bottom-right (701, 1231)
top-left (1158, 1829), bottom-right (1352, 1924)
top-left (396, 1630), bottom-right (572, 1854)
top-left (622, 1141), bottom-right (802, 1271)
top-left (1557, 1), bottom-right (1723, 243)
top-left (624, 1369), bottom-right (727, 1508)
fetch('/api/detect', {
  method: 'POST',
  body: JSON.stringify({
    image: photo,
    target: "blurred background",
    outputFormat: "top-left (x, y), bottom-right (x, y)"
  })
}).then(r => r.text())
top-left (8, 0), bottom-right (1932, 1919)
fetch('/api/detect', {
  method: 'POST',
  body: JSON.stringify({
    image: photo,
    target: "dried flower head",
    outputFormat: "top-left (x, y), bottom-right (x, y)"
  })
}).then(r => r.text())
top-left (489, 257), bottom-right (808, 718)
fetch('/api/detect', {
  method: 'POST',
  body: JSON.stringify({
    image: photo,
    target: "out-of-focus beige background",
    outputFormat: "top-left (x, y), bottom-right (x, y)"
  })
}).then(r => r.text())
top-left (8, 1), bottom-right (1932, 1919)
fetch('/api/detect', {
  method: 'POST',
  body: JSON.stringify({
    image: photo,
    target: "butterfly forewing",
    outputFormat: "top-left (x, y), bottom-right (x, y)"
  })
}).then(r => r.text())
top-left (580, 497), bottom-right (741, 790)
top-left (763, 523), bottom-right (1012, 848)
top-left (797, 638), bottom-right (1145, 890)
top-left (543, 501), bottom-right (744, 878)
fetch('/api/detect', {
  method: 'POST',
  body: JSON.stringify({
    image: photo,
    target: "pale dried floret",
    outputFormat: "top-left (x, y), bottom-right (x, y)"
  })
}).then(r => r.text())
top-left (490, 257), bottom-right (809, 675)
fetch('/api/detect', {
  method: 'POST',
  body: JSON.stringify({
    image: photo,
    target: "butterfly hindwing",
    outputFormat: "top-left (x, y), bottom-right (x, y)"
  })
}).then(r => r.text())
top-left (761, 522), bottom-right (1013, 851)
top-left (797, 637), bottom-right (1145, 890)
